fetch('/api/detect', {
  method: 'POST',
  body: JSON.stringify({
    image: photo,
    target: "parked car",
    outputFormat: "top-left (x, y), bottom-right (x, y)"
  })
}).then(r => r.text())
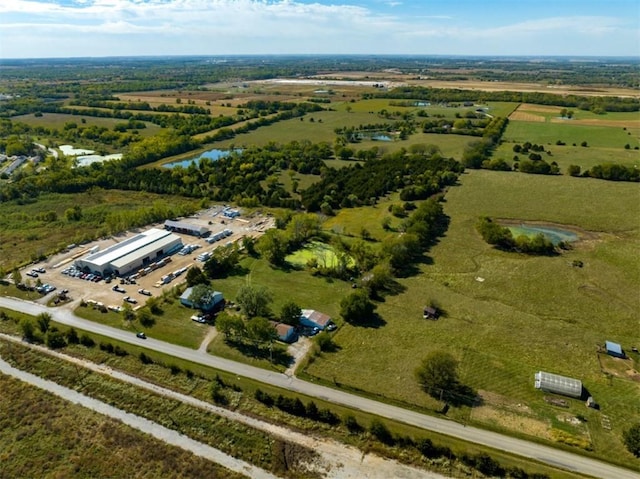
top-left (136, 332), bottom-right (146, 339)
top-left (112, 285), bottom-right (125, 293)
top-left (138, 289), bottom-right (152, 296)
top-left (124, 296), bottom-right (137, 304)
top-left (326, 323), bottom-right (337, 331)
top-left (26, 271), bottom-right (38, 278)
top-left (34, 267), bottom-right (46, 273)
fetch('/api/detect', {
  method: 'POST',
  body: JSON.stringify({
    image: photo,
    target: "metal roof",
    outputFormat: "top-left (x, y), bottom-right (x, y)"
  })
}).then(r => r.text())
top-left (111, 234), bottom-right (181, 270)
top-left (82, 229), bottom-right (173, 268)
top-left (605, 341), bottom-right (623, 355)
top-left (534, 371), bottom-right (582, 399)
top-left (164, 219), bottom-right (209, 235)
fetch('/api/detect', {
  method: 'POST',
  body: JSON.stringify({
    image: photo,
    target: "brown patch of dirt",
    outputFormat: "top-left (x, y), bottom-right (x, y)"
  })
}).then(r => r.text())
top-left (470, 405), bottom-right (551, 440)
top-left (519, 103), bottom-right (562, 113)
top-left (509, 111), bottom-right (546, 122)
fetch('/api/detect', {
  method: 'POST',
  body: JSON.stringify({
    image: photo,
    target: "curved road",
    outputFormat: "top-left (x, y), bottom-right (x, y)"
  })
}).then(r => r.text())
top-left (1, 296), bottom-right (637, 479)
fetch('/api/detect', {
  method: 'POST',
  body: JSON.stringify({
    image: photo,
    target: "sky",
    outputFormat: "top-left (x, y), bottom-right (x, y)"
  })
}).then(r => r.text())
top-left (0, 0), bottom-right (639, 59)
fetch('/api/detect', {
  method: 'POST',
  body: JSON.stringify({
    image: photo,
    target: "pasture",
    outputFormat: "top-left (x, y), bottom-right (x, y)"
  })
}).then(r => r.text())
top-left (502, 120), bottom-right (639, 149)
top-left (13, 112), bottom-right (162, 138)
top-left (304, 168), bottom-right (640, 467)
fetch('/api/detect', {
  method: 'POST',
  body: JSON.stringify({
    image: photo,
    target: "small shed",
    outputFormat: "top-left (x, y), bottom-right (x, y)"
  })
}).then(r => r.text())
top-left (605, 341), bottom-right (625, 359)
top-left (423, 306), bottom-right (439, 320)
top-left (534, 371), bottom-right (583, 399)
top-left (180, 287), bottom-right (224, 312)
top-left (270, 321), bottom-right (297, 343)
top-left (300, 309), bottom-right (332, 330)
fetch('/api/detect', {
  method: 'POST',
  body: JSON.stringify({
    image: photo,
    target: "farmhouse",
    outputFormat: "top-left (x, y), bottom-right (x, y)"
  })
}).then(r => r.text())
top-left (75, 228), bottom-right (182, 277)
top-left (605, 341), bottom-right (625, 358)
top-left (534, 371), bottom-right (583, 399)
top-left (164, 219), bottom-right (210, 237)
top-left (300, 309), bottom-right (333, 330)
top-left (180, 287), bottom-right (224, 312)
top-left (269, 321), bottom-right (297, 343)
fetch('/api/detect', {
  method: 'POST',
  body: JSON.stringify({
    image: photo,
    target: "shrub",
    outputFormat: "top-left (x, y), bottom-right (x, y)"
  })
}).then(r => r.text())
top-left (99, 342), bottom-right (114, 353)
top-left (139, 352), bottom-right (154, 364)
top-left (255, 389), bottom-right (275, 407)
top-left (370, 418), bottom-right (394, 446)
top-left (79, 334), bottom-right (95, 347)
top-left (344, 414), bottom-right (363, 433)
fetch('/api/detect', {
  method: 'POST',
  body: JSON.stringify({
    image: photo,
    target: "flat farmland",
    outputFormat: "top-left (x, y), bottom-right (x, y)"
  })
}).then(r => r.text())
top-left (502, 120), bottom-right (639, 149)
top-left (13, 113), bottom-right (162, 138)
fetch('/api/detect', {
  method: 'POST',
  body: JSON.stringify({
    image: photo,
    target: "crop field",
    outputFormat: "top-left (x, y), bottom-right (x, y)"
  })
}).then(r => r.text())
top-left (304, 168), bottom-right (640, 468)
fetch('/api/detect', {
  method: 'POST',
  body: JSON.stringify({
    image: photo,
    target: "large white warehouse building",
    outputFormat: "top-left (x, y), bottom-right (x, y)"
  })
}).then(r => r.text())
top-left (75, 228), bottom-right (182, 277)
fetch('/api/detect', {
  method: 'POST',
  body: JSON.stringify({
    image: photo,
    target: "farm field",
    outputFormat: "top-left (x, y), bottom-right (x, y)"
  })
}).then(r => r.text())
top-left (304, 168), bottom-right (640, 468)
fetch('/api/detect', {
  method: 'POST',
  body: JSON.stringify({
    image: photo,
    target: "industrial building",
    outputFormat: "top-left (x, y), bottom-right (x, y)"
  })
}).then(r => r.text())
top-left (75, 228), bottom-right (182, 277)
top-left (534, 371), bottom-right (583, 399)
top-left (164, 219), bottom-right (210, 237)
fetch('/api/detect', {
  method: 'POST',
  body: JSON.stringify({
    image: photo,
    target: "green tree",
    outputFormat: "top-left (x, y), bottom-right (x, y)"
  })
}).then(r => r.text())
top-left (236, 284), bottom-right (272, 318)
top-left (137, 309), bottom-right (156, 328)
top-left (36, 312), bottom-right (52, 334)
top-left (567, 164), bottom-right (581, 177)
top-left (247, 317), bottom-right (277, 345)
top-left (20, 319), bottom-right (36, 342)
top-left (280, 301), bottom-right (302, 326)
top-left (186, 265), bottom-right (209, 287)
top-left (257, 229), bottom-right (289, 265)
top-left (188, 283), bottom-right (215, 308)
top-left (340, 289), bottom-right (376, 324)
top-left (11, 268), bottom-right (22, 286)
top-left (65, 327), bottom-right (79, 344)
top-left (415, 351), bottom-right (460, 402)
top-left (46, 329), bottom-right (67, 349)
top-left (216, 313), bottom-right (246, 339)
top-left (623, 423), bottom-right (640, 457)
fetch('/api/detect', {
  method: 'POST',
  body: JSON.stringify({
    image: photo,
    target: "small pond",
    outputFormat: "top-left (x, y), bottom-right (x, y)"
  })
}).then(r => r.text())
top-left (506, 224), bottom-right (579, 245)
top-left (162, 148), bottom-right (238, 169)
top-left (357, 133), bottom-right (393, 142)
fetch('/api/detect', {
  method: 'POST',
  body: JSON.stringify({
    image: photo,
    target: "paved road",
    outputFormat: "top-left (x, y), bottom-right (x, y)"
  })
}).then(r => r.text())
top-left (0, 355), bottom-right (275, 479)
top-left (1, 296), bottom-right (637, 479)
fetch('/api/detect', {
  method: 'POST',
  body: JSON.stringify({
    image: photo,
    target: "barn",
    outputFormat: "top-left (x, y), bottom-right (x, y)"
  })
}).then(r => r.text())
top-left (75, 228), bottom-right (182, 277)
top-left (534, 371), bottom-right (583, 399)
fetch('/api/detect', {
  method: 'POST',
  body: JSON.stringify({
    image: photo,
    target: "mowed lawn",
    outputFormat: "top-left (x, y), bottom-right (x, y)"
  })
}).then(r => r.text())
top-left (304, 169), bottom-right (640, 466)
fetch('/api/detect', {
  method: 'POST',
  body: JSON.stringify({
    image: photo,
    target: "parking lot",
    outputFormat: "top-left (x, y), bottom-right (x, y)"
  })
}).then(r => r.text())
top-left (23, 208), bottom-right (274, 309)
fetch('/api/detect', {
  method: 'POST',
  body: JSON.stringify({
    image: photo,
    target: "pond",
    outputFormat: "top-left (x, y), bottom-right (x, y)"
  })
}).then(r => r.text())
top-left (162, 148), bottom-right (238, 169)
top-left (357, 133), bottom-right (393, 142)
top-left (506, 224), bottom-right (579, 245)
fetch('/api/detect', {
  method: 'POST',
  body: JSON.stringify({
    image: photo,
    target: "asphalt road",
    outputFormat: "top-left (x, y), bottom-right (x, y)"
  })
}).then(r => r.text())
top-left (1, 296), bottom-right (637, 479)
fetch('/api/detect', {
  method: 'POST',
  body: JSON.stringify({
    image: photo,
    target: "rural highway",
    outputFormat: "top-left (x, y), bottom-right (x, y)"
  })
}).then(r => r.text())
top-left (1, 296), bottom-right (637, 479)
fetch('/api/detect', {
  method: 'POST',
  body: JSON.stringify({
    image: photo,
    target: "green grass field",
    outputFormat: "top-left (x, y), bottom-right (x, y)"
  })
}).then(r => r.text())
top-left (74, 294), bottom-right (209, 349)
top-left (304, 169), bottom-right (640, 468)
top-left (13, 112), bottom-right (163, 138)
top-left (503, 120), bottom-right (639, 149)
